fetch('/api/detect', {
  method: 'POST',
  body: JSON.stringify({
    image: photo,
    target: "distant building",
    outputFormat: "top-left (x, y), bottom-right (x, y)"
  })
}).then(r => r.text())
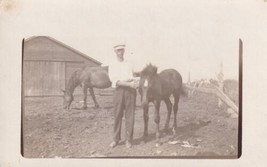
top-left (23, 36), bottom-right (102, 96)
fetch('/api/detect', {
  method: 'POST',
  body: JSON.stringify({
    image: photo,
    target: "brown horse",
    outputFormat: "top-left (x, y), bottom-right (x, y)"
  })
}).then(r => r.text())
top-left (62, 66), bottom-right (112, 110)
top-left (138, 64), bottom-right (186, 146)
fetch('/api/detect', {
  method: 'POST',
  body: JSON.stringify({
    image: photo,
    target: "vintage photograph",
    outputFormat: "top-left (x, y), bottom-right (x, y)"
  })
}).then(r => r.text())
top-left (18, 0), bottom-right (243, 159)
top-left (3, 0), bottom-right (267, 166)
top-left (22, 35), bottom-right (240, 158)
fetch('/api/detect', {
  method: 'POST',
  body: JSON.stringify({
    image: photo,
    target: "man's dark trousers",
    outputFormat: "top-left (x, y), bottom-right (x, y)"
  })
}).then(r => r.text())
top-left (112, 86), bottom-right (136, 143)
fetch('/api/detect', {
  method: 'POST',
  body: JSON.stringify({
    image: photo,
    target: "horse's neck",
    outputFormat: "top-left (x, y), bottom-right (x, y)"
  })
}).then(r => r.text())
top-left (66, 72), bottom-right (81, 94)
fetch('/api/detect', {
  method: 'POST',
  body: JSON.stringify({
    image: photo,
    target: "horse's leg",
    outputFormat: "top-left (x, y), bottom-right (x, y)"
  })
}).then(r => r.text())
top-left (164, 98), bottom-right (172, 133)
top-left (89, 87), bottom-right (99, 108)
top-left (172, 94), bottom-right (180, 135)
top-left (154, 100), bottom-right (161, 146)
top-left (82, 84), bottom-right (88, 109)
top-left (142, 104), bottom-right (149, 142)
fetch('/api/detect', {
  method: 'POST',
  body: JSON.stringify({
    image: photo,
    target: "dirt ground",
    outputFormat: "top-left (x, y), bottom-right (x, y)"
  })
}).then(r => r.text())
top-left (23, 91), bottom-right (239, 158)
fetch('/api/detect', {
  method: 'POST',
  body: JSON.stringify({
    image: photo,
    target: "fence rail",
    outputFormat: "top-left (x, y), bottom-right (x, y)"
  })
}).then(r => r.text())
top-left (185, 85), bottom-right (238, 113)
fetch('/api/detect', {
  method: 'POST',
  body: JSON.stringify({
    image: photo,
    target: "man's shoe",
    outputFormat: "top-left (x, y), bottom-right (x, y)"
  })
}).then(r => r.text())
top-left (109, 141), bottom-right (119, 148)
top-left (125, 141), bottom-right (132, 148)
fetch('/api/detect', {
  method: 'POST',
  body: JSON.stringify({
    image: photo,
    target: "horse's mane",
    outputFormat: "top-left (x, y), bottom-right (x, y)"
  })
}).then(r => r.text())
top-left (141, 64), bottom-right (158, 77)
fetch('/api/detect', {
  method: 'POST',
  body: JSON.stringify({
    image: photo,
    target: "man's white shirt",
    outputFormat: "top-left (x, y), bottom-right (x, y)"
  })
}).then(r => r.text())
top-left (108, 59), bottom-right (134, 88)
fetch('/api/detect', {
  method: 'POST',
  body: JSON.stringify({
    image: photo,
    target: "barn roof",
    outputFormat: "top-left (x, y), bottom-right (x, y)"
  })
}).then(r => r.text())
top-left (24, 36), bottom-right (102, 65)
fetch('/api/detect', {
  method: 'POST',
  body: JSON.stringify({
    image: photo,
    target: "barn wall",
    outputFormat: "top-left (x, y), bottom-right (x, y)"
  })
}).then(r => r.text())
top-left (23, 36), bottom-right (102, 97)
top-left (23, 61), bottom-right (100, 96)
top-left (23, 61), bottom-right (65, 96)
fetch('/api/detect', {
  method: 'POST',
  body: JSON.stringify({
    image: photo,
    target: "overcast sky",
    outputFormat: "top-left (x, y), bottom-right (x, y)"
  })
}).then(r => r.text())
top-left (1, 0), bottom-right (263, 81)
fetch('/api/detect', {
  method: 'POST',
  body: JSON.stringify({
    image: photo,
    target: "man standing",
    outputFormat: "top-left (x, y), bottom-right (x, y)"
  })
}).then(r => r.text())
top-left (108, 44), bottom-right (139, 148)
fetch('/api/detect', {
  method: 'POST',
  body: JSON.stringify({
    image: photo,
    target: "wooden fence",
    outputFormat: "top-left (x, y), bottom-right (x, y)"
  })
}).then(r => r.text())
top-left (185, 85), bottom-right (238, 113)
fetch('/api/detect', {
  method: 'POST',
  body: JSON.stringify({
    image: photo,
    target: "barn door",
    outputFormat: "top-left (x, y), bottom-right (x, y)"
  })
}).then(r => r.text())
top-left (23, 61), bottom-right (65, 96)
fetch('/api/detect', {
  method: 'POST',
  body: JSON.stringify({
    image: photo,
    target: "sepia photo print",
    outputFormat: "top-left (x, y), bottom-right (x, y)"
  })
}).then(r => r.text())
top-left (20, 1), bottom-right (242, 159)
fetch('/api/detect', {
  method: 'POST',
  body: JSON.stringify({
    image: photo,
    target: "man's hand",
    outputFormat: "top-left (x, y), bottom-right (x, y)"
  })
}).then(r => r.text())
top-left (129, 80), bottom-right (139, 89)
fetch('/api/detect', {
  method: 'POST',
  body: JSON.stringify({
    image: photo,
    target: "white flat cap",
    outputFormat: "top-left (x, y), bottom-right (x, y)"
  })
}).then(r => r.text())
top-left (113, 44), bottom-right (126, 50)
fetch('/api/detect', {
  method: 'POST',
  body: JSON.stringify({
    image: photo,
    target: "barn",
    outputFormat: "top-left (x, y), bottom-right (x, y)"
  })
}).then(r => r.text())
top-left (23, 36), bottom-right (102, 96)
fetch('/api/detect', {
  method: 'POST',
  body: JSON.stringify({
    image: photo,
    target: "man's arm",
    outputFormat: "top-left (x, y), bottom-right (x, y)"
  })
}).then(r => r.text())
top-left (116, 62), bottom-right (140, 89)
top-left (116, 80), bottom-right (139, 89)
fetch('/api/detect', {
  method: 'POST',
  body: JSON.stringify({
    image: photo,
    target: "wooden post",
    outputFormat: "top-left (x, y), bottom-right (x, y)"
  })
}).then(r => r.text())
top-left (215, 87), bottom-right (238, 113)
top-left (217, 62), bottom-right (224, 108)
top-left (188, 72), bottom-right (191, 85)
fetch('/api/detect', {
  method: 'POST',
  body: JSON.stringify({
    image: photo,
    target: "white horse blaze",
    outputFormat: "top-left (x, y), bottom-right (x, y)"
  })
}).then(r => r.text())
top-left (144, 79), bottom-right (148, 87)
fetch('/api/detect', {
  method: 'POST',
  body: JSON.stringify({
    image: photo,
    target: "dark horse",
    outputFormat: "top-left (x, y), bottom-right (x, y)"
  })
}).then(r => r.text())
top-left (62, 66), bottom-right (112, 110)
top-left (139, 64), bottom-right (186, 146)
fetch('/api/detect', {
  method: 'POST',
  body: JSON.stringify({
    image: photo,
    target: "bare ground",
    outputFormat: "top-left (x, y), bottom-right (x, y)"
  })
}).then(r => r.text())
top-left (23, 91), bottom-right (239, 158)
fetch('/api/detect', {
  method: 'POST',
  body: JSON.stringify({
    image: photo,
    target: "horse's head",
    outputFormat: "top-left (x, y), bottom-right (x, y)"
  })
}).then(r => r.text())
top-left (61, 89), bottom-right (73, 110)
top-left (139, 64), bottom-right (158, 107)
